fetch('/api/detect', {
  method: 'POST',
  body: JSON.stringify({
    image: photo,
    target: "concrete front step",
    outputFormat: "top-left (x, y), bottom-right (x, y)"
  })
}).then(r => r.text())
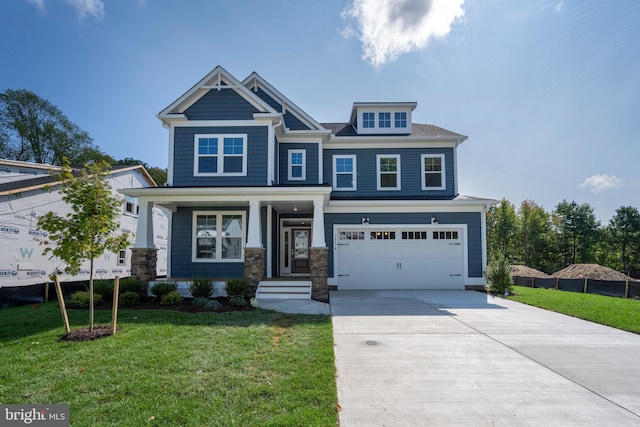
top-left (256, 280), bottom-right (312, 300)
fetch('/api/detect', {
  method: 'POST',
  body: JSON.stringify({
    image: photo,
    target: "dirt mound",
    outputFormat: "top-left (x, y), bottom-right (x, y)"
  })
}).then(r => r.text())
top-left (510, 265), bottom-right (550, 278)
top-left (552, 264), bottom-right (636, 281)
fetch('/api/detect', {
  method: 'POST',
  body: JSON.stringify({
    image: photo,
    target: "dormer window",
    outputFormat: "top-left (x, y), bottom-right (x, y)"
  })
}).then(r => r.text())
top-left (363, 112), bottom-right (375, 128)
top-left (395, 112), bottom-right (407, 128)
top-left (352, 102), bottom-right (415, 135)
top-left (379, 112), bottom-right (391, 128)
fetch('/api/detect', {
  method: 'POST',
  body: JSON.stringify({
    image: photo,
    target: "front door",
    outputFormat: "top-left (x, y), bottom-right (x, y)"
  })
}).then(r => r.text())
top-left (291, 228), bottom-right (311, 274)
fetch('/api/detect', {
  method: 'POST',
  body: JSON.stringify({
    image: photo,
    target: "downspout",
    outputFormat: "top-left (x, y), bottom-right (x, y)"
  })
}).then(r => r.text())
top-left (269, 119), bottom-right (283, 185)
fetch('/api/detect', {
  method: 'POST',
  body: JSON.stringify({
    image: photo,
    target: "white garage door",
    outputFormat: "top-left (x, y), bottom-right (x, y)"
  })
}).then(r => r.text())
top-left (336, 227), bottom-right (464, 290)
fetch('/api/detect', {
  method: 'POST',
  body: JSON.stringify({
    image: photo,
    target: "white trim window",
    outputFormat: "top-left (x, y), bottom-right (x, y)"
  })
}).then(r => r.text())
top-left (377, 154), bottom-right (401, 190)
top-left (288, 149), bottom-right (306, 181)
top-left (379, 112), bottom-right (391, 128)
top-left (363, 112), bottom-right (375, 128)
top-left (117, 250), bottom-right (126, 266)
top-left (124, 196), bottom-right (139, 216)
top-left (333, 155), bottom-right (357, 191)
top-left (421, 154), bottom-right (446, 190)
top-left (394, 112), bottom-right (407, 128)
top-left (192, 211), bottom-right (245, 262)
top-left (194, 134), bottom-right (247, 176)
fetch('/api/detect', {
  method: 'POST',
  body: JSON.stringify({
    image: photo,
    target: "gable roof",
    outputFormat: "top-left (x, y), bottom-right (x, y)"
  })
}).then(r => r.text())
top-left (157, 65), bottom-right (278, 125)
top-left (242, 72), bottom-right (325, 131)
top-left (0, 162), bottom-right (156, 196)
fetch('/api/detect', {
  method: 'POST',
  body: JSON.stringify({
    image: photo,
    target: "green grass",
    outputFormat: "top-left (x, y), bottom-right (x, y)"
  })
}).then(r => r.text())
top-left (508, 286), bottom-right (640, 334)
top-left (0, 303), bottom-right (338, 426)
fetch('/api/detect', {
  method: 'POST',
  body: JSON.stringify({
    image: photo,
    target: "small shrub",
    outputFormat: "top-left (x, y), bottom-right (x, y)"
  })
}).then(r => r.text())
top-left (192, 297), bottom-right (209, 307)
top-left (94, 280), bottom-right (114, 300)
top-left (229, 295), bottom-right (246, 307)
top-left (225, 278), bottom-right (250, 297)
top-left (119, 291), bottom-right (141, 306)
top-left (151, 281), bottom-right (178, 298)
top-left (161, 290), bottom-right (183, 306)
top-left (204, 299), bottom-right (223, 311)
top-left (70, 291), bottom-right (103, 308)
top-left (189, 278), bottom-right (213, 299)
top-left (486, 255), bottom-right (514, 295)
top-left (119, 277), bottom-right (141, 294)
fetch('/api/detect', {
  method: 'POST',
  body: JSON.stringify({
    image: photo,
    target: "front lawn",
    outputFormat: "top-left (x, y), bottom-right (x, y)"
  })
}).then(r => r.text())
top-left (0, 302), bottom-right (338, 426)
top-left (508, 286), bottom-right (640, 334)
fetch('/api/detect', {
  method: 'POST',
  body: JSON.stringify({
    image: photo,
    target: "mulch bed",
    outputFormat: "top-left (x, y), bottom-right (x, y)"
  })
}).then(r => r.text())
top-left (60, 325), bottom-right (121, 342)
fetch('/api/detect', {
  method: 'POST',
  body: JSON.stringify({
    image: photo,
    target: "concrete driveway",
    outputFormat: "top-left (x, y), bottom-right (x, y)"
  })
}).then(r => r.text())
top-left (331, 290), bottom-right (640, 426)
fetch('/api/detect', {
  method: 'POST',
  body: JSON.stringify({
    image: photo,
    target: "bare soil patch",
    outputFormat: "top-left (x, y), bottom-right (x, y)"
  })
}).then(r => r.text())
top-left (59, 325), bottom-right (121, 342)
top-left (552, 264), bottom-right (637, 281)
top-left (510, 265), bottom-right (551, 278)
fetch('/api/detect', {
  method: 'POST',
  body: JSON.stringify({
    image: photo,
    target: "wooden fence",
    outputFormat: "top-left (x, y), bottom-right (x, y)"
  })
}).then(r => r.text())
top-left (514, 276), bottom-right (640, 299)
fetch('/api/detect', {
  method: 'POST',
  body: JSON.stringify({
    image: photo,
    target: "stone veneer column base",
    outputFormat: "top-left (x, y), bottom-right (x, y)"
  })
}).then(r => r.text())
top-left (244, 247), bottom-right (264, 297)
top-left (131, 248), bottom-right (157, 294)
top-left (309, 247), bottom-right (329, 303)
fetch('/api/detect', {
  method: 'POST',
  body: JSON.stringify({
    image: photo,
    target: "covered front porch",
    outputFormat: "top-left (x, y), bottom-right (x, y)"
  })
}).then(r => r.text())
top-left (120, 186), bottom-right (332, 301)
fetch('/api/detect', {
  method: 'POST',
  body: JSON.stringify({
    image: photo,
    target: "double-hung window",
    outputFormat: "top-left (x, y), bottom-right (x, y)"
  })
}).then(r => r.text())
top-left (377, 154), bottom-right (400, 190)
top-left (193, 211), bottom-right (245, 262)
top-left (195, 134), bottom-right (247, 176)
top-left (421, 154), bottom-right (445, 190)
top-left (379, 112), bottom-right (391, 128)
top-left (333, 155), bottom-right (357, 191)
top-left (288, 149), bottom-right (306, 181)
top-left (363, 112), bottom-right (375, 128)
top-left (124, 196), bottom-right (139, 216)
top-left (394, 112), bottom-right (407, 128)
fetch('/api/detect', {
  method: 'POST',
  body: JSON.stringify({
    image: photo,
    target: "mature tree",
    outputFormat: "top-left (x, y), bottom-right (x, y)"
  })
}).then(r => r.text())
top-left (38, 160), bottom-right (130, 331)
top-left (608, 206), bottom-right (640, 275)
top-left (516, 200), bottom-right (553, 271)
top-left (114, 158), bottom-right (167, 186)
top-left (552, 200), bottom-right (600, 265)
top-left (0, 89), bottom-right (95, 165)
top-left (487, 198), bottom-right (517, 260)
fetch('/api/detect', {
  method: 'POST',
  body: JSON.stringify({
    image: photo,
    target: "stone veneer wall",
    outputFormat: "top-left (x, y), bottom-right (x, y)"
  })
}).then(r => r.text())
top-left (243, 247), bottom-right (264, 296)
top-left (309, 247), bottom-right (329, 302)
top-left (131, 248), bottom-right (157, 294)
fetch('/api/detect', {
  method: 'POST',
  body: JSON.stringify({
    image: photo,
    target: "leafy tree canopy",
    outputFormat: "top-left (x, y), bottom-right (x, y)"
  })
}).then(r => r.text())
top-left (0, 89), bottom-right (97, 165)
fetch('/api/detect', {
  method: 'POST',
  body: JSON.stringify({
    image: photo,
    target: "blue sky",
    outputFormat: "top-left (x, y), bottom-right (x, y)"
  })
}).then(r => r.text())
top-left (1, 0), bottom-right (639, 222)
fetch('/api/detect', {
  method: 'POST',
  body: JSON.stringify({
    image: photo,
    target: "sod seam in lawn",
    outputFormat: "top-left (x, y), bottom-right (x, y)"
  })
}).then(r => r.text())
top-left (0, 303), bottom-right (338, 426)
top-left (508, 285), bottom-right (640, 334)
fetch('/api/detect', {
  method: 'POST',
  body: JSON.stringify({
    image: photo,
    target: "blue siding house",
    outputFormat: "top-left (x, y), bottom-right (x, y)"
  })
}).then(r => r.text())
top-left (123, 66), bottom-right (496, 301)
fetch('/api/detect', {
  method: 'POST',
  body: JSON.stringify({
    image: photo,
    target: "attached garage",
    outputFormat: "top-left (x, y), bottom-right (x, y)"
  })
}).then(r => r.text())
top-left (335, 226), bottom-right (465, 290)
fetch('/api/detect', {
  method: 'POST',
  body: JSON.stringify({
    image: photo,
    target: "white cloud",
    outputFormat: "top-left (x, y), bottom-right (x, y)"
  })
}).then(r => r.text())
top-left (342, 0), bottom-right (465, 67)
top-left (579, 174), bottom-right (624, 193)
top-left (25, 0), bottom-right (45, 13)
top-left (542, 0), bottom-right (564, 14)
top-left (65, 0), bottom-right (105, 20)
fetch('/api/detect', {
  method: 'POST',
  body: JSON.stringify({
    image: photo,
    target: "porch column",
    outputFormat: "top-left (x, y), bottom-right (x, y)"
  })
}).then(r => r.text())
top-left (133, 199), bottom-right (154, 249)
top-left (311, 198), bottom-right (326, 247)
top-left (131, 199), bottom-right (157, 293)
top-left (244, 200), bottom-right (264, 294)
top-left (246, 200), bottom-right (262, 248)
top-left (310, 198), bottom-right (328, 302)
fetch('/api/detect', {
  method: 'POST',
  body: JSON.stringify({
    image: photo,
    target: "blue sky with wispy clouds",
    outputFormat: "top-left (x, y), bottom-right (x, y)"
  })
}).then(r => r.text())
top-left (1, 0), bottom-right (639, 222)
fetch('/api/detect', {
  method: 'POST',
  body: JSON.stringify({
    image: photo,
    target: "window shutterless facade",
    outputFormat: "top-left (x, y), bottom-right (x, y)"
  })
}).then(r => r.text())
top-left (363, 112), bottom-right (375, 128)
top-left (192, 211), bottom-right (245, 262)
top-left (288, 149), bottom-right (306, 181)
top-left (333, 155), bottom-right (357, 191)
top-left (376, 154), bottom-right (401, 190)
top-left (421, 154), bottom-right (446, 190)
top-left (194, 134), bottom-right (247, 176)
top-left (394, 112), bottom-right (407, 128)
top-left (379, 112), bottom-right (391, 128)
